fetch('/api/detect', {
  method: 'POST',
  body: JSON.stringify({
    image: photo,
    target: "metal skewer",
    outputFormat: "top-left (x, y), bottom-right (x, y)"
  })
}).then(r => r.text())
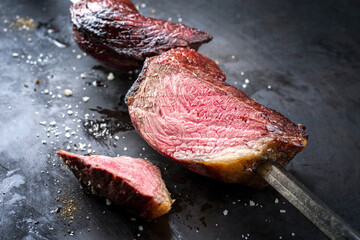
top-left (256, 161), bottom-right (360, 240)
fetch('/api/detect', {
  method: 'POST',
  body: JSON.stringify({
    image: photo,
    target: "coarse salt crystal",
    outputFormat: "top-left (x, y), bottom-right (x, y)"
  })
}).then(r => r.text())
top-left (223, 210), bottom-right (228, 216)
top-left (64, 89), bottom-right (73, 96)
top-left (107, 72), bottom-right (115, 81)
top-left (280, 209), bottom-right (286, 213)
top-left (49, 121), bottom-right (56, 126)
top-left (82, 96), bottom-right (90, 102)
top-left (80, 73), bottom-right (86, 79)
top-left (249, 200), bottom-right (255, 206)
top-left (12, 53), bottom-right (19, 58)
top-left (65, 132), bottom-right (71, 138)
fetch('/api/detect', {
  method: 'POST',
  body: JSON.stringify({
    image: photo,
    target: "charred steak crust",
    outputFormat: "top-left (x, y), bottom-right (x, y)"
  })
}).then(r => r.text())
top-left (126, 48), bottom-right (308, 188)
top-left (70, 0), bottom-right (213, 71)
top-left (57, 149), bottom-right (173, 220)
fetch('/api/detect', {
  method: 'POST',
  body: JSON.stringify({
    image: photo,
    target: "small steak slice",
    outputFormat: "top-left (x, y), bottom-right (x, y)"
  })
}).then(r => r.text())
top-left (126, 48), bottom-right (308, 188)
top-left (57, 149), bottom-right (173, 220)
top-left (71, 0), bottom-right (213, 71)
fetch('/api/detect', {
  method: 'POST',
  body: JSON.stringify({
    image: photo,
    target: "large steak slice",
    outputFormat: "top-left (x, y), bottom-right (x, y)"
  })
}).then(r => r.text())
top-left (71, 0), bottom-right (212, 71)
top-left (57, 149), bottom-right (173, 220)
top-left (126, 48), bottom-right (308, 188)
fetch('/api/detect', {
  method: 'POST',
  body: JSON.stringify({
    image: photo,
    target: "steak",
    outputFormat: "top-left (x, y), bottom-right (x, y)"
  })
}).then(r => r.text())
top-left (70, 0), bottom-right (213, 71)
top-left (57, 149), bottom-right (173, 220)
top-left (126, 48), bottom-right (308, 188)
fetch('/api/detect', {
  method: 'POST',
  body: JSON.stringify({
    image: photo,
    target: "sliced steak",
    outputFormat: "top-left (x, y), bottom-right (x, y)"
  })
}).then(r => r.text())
top-left (126, 48), bottom-right (308, 188)
top-left (57, 149), bottom-right (173, 220)
top-left (71, 0), bottom-right (213, 71)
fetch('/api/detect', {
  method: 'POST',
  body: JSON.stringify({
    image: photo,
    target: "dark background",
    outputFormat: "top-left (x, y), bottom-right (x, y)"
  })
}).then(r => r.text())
top-left (0, 0), bottom-right (359, 239)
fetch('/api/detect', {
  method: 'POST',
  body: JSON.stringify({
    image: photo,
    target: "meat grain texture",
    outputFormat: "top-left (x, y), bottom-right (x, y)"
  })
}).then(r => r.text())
top-left (71, 0), bottom-right (212, 71)
top-left (57, 149), bottom-right (173, 220)
top-left (126, 48), bottom-right (308, 188)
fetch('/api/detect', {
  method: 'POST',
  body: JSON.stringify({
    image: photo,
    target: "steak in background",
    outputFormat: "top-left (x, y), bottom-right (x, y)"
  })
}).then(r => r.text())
top-left (71, 0), bottom-right (213, 71)
top-left (57, 149), bottom-right (173, 220)
top-left (126, 48), bottom-right (308, 188)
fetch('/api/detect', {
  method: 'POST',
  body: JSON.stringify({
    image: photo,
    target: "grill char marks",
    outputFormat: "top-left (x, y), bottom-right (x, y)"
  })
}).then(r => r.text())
top-left (57, 149), bottom-right (173, 220)
top-left (126, 48), bottom-right (308, 188)
top-left (70, 0), bottom-right (213, 71)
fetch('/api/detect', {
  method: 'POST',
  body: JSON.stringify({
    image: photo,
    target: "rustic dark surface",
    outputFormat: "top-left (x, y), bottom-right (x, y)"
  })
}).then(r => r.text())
top-left (0, 0), bottom-right (359, 239)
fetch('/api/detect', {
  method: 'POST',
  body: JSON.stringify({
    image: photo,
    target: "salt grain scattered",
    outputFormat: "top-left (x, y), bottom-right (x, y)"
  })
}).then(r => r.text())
top-left (82, 96), bottom-right (90, 102)
top-left (223, 209), bottom-right (228, 216)
top-left (107, 72), bottom-right (115, 81)
top-left (65, 132), bottom-right (71, 138)
top-left (275, 198), bottom-right (279, 204)
top-left (12, 53), bottom-right (19, 58)
top-left (64, 89), bottom-right (73, 96)
top-left (49, 121), bottom-right (56, 126)
top-left (249, 200), bottom-right (255, 206)
top-left (280, 209), bottom-right (286, 213)
top-left (138, 226), bottom-right (143, 231)
top-left (77, 54), bottom-right (82, 59)
top-left (80, 73), bottom-right (86, 79)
